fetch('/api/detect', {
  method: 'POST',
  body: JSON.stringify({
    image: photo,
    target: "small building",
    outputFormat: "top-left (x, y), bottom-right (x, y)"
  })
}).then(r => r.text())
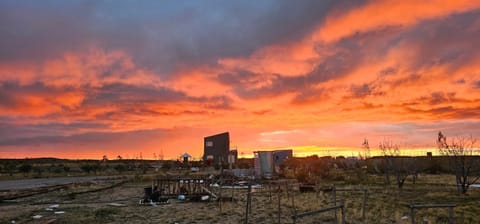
top-left (254, 149), bottom-right (293, 178)
top-left (203, 132), bottom-right (230, 165)
top-left (254, 151), bottom-right (274, 178)
top-left (181, 153), bottom-right (191, 163)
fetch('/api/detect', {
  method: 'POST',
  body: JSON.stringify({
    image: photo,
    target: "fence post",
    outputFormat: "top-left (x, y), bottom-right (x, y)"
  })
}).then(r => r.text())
top-left (333, 185), bottom-right (337, 223)
top-left (269, 182), bottom-right (272, 203)
top-left (448, 207), bottom-right (454, 224)
top-left (231, 178), bottom-right (235, 209)
top-left (362, 189), bottom-right (367, 221)
top-left (277, 186), bottom-right (281, 224)
top-left (341, 203), bottom-right (345, 224)
top-left (410, 206), bottom-right (415, 224)
top-left (245, 182), bottom-right (252, 224)
top-left (219, 178), bottom-right (223, 213)
top-left (248, 183), bottom-right (252, 214)
top-left (291, 183), bottom-right (296, 218)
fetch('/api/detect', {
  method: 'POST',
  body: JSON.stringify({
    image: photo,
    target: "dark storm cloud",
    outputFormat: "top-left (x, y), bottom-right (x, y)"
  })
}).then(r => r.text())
top-left (217, 9), bottom-right (480, 103)
top-left (379, 67), bottom-right (398, 76)
top-left (0, 128), bottom-right (167, 146)
top-left (219, 25), bottom-right (402, 100)
top-left (388, 74), bottom-right (422, 87)
top-left (341, 102), bottom-right (383, 112)
top-left (455, 78), bottom-right (466, 84)
top-left (0, 0), bottom-right (337, 74)
top-left (225, 9), bottom-right (480, 102)
top-left (402, 120), bottom-right (480, 134)
top-left (397, 10), bottom-right (480, 71)
top-left (217, 48), bottom-right (359, 99)
top-left (291, 87), bottom-right (328, 104)
top-left (85, 83), bottom-right (190, 105)
top-left (84, 82), bottom-right (234, 109)
top-left (403, 91), bottom-right (474, 108)
top-left (0, 80), bottom-right (234, 119)
top-left (0, 81), bottom-right (77, 108)
top-left (428, 92), bottom-right (456, 105)
top-left (0, 1), bottom-right (96, 62)
top-left (404, 105), bottom-right (480, 119)
top-left (350, 83), bottom-right (373, 98)
top-left (0, 121), bottom-right (109, 141)
top-left (473, 80), bottom-right (480, 89)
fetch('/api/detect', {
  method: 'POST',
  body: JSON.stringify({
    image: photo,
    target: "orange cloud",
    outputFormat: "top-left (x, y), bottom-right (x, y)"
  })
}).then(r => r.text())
top-left (2, 2), bottom-right (480, 159)
top-left (315, 0), bottom-right (480, 43)
top-left (0, 82), bottom-right (85, 116)
top-left (218, 42), bottom-right (321, 77)
top-left (41, 49), bottom-right (160, 87)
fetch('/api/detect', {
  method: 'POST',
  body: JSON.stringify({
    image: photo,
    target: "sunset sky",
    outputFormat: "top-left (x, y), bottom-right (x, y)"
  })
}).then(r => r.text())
top-left (1, 1), bottom-right (480, 159)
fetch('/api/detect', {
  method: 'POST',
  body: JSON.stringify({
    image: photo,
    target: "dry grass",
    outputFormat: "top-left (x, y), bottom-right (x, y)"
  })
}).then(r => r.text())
top-left (1, 173), bottom-right (480, 224)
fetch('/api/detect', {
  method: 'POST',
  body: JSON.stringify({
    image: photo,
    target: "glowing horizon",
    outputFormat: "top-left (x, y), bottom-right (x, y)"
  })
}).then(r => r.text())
top-left (0, 145), bottom-right (447, 160)
top-left (1, 1), bottom-right (480, 160)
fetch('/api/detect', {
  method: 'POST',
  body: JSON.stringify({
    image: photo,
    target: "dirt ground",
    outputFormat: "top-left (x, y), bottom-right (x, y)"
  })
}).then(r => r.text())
top-left (0, 176), bottom-right (120, 191)
top-left (1, 174), bottom-right (480, 224)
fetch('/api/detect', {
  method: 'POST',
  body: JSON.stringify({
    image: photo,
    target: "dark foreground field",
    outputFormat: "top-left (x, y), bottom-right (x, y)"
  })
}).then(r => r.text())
top-left (1, 173), bottom-right (480, 224)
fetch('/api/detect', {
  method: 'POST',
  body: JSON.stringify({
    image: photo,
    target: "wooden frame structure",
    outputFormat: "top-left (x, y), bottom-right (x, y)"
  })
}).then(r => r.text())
top-left (151, 177), bottom-right (213, 198)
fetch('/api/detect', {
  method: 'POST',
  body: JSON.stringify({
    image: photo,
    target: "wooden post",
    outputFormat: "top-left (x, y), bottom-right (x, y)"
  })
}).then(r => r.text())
top-left (448, 207), bottom-right (454, 224)
top-left (245, 182), bottom-right (251, 224)
top-left (269, 183), bottom-right (272, 203)
top-left (231, 179), bottom-right (235, 208)
top-left (362, 189), bottom-right (367, 221)
top-left (341, 204), bottom-right (345, 224)
top-left (277, 186), bottom-right (281, 224)
top-left (333, 185), bottom-right (337, 223)
top-left (219, 178), bottom-right (223, 213)
top-left (248, 182), bottom-right (252, 214)
top-left (285, 182), bottom-right (290, 202)
top-left (173, 180), bottom-right (176, 195)
top-left (291, 183), bottom-right (296, 218)
top-left (410, 206), bottom-right (415, 224)
top-left (151, 181), bottom-right (154, 195)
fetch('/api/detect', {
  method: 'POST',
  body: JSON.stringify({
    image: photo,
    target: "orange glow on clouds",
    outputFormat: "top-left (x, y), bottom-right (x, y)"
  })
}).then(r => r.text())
top-left (1, 1), bottom-right (480, 159)
top-left (316, 0), bottom-right (480, 43)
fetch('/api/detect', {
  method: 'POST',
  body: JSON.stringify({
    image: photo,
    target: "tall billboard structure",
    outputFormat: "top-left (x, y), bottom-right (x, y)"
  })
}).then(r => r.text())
top-left (203, 132), bottom-right (230, 164)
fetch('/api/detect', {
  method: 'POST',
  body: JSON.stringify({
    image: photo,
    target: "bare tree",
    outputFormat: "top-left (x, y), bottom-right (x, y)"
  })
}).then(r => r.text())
top-left (379, 140), bottom-right (413, 190)
top-left (379, 140), bottom-right (399, 185)
top-left (362, 138), bottom-right (370, 159)
top-left (437, 131), bottom-right (480, 194)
